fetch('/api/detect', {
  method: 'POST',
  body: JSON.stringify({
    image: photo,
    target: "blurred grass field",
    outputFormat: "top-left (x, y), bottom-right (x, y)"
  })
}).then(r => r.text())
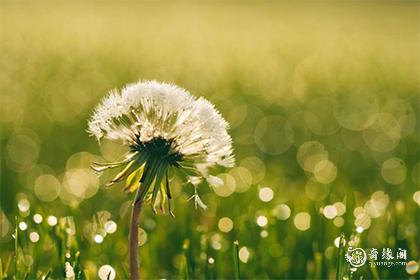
top-left (0, 1), bottom-right (419, 279)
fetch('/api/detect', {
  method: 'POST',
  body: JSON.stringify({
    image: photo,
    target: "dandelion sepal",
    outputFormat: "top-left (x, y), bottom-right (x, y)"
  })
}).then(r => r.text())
top-left (106, 153), bottom-right (148, 187)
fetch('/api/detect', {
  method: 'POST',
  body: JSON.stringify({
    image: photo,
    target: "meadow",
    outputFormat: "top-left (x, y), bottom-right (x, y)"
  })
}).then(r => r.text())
top-left (0, 1), bottom-right (419, 279)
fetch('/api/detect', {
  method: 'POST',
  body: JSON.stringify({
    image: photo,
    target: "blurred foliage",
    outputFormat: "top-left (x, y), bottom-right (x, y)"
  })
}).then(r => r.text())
top-left (0, 1), bottom-right (419, 279)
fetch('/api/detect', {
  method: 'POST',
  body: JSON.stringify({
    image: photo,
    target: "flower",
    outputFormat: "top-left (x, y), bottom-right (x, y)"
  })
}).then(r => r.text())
top-left (88, 80), bottom-right (234, 214)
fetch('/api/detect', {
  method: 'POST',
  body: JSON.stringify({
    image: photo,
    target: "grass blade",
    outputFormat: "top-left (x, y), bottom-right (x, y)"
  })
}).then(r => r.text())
top-left (42, 269), bottom-right (52, 280)
top-left (233, 240), bottom-right (240, 280)
top-left (4, 254), bottom-right (12, 278)
top-left (369, 262), bottom-right (380, 280)
top-left (182, 239), bottom-right (191, 280)
top-left (336, 233), bottom-right (346, 280)
top-left (14, 216), bottom-right (18, 278)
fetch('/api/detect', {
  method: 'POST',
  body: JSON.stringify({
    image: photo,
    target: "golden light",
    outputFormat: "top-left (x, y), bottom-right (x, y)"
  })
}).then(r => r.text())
top-left (218, 217), bottom-right (234, 233)
top-left (259, 187), bottom-right (274, 202)
top-left (239, 247), bottom-right (251, 263)
top-left (294, 212), bottom-right (311, 231)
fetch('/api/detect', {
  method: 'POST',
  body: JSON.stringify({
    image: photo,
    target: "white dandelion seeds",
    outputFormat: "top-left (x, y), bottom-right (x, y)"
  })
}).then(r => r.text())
top-left (88, 81), bottom-right (234, 280)
top-left (88, 80), bottom-right (234, 213)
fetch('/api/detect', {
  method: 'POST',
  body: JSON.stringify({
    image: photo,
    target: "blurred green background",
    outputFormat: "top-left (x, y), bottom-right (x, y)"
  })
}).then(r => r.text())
top-left (0, 1), bottom-right (419, 279)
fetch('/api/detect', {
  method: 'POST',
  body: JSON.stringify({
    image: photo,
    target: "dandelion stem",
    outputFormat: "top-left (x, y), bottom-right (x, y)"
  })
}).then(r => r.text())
top-left (129, 190), bottom-right (144, 280)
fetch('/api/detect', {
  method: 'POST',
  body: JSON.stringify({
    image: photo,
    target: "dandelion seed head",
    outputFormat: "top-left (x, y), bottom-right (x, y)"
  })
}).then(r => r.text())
top-left (88, 81), bottom-right (234, 170)
top-left (87, 81), bottom-right (234, 213)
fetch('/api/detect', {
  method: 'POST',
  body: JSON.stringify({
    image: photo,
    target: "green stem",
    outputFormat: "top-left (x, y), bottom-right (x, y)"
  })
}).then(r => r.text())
top-left (336, 233), bottom-right (346, 280)
top-left (233, 240), bottom-right (240, 280)
top-left (369, 262), bottom-right (380, 280)
top-left (14, 217), bottom-right (18, 279)
top-left (182, 239), bottom-right (191, 280)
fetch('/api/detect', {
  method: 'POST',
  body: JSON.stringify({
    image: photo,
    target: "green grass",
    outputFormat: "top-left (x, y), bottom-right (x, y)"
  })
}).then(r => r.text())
top-left (0, 1), bottom-right (419, 279)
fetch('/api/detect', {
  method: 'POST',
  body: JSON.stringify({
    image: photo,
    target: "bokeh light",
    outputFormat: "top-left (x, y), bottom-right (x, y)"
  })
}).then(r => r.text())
top-left (406, 260), bottom-right (419, 275)
top-left (305, 179), bottom-right (330, 201)
top-left (272, 204), bottom-right (291, 220)
top-left (218, 217), bottom-right (234, 233)
top-left (381, 158), bottom-right (407, 185)
top-left (47, 216), bottom-right (58, 226)
top-left (334, 92), bottom-right (379, 131)
top-left (17, 198), bottom-right (30, 212)
top-left (138, 228), bottom-right (148, 246)
top-left (33, 214), bottom-right (43, 224)
top-left (259, 187), bottom-right (274, 202)
top-left (297, 141), bottom-right (329, 173)
top-left (240, 157), bottom-right (266, 184)
top-left (239, 247), bottom-right (251, 263)
top-left (294, 212), bottom-right (311, 231)
top-left (29, 231), bottom-right (40, 243)
top-left (314, 160), bottom-right (337, 184)
top-left (363, 113), bottom-right (402, 153)
top-left (104, 220), bottom-right (117, 234)
top-left (322, 205), bottom-right (337, 220)
top-left (229, 167), bottom-right (253, 193)
top-left (94, 234), bottom-right (104, 244)
top-left (6, 131), bottom-right (40, 172)
top-left (98, 265), bottom-right (116, 280)
top-left (333, 217), bottom-right (344, 227)
top-left (19, 222), bottom-right (28, 231)
top-left (34, 174), bottom-right (61, 202)
top-left (256, 215), bottom-right (268, 227)
top-left (212, 173), bottom-right (236, 197)
top-left (413, 191), bottom-right (420, 206)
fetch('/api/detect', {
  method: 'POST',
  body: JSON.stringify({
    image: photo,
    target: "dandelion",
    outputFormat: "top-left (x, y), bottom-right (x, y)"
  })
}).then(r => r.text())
top-left (87, 80), bottom-right (234, 280)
